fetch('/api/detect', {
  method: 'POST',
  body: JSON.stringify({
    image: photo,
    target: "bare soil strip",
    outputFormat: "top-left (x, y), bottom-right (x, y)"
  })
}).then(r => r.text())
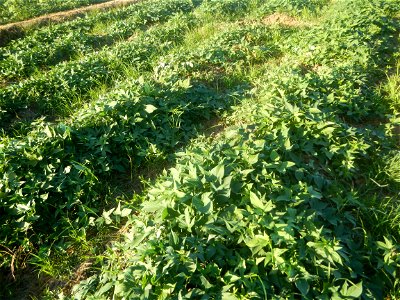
top-left (0, 0), bottom-right (143, 46)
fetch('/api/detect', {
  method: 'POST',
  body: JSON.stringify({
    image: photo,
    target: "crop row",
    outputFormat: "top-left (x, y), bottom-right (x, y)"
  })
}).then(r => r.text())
top-left (1, 0), bottom-right (150, 50)
top-left (0, 10), bottom-right (198, 134)
top-left (0, 0), bottom-right (194, 82)
top-left (69, 0), bottom-right (400, 298)
top-left (0, 0), bottom-right (332, 84)
top-left (258, 0), bottom-right (328, 15)
top-left (0, 0), bottom-right (109, 25)
top-left (0, 1), bottom-right (292, 270)
top-left (0, 0), bottom-right (275, 134)
top-left (0, 0), bottom-right (249, 63)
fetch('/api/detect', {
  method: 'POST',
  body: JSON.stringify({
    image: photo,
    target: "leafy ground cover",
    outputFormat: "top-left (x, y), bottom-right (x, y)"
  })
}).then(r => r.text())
top-left (1, 0), bottom-right (299, 296)
top-left (0, 7), bottom-right (196, 134)
top-left (0, 0), bottom-right (110, 25)
top-left (0, 1), bottom-right (295, 274)
top-left (0, 0), bottom-right (399, 298)
top-left (68, 0), bottom-right (400, 298)
top-left (0, 0), bottom-right (193, 83)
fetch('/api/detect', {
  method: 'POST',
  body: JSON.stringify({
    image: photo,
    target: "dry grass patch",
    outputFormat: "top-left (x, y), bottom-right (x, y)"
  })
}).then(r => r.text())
top-left (262, 12), bottom-right (313, 27)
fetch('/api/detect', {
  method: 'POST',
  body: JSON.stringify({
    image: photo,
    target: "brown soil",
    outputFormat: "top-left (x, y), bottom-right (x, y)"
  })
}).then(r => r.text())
top-left (262, 13), bottom-right (312, 27)
top-left (0, 0), bottom-right (143, 47)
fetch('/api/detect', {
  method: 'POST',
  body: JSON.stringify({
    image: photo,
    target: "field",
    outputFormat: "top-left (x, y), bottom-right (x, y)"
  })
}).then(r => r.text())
top-left (0, 0), bottom-right (399, 298)
top-left (0, 0), bottom-right (112, 25)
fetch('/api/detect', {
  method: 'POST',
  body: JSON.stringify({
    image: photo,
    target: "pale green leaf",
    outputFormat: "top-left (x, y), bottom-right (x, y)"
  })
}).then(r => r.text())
top-left (346, 282), bottom-right (363, 298)
top-left (245, 234), bottom-right (270, 248)
top-left (211, 164), bottom-right (225, 181)
top-left (250, 191), bottom-right (264, 209)
top-left (144, 104), bottom-right (157, 114)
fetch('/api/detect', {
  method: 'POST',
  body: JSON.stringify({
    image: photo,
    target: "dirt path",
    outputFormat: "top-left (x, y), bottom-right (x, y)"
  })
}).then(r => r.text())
top-left (0, 0), bottom-right (143, 46)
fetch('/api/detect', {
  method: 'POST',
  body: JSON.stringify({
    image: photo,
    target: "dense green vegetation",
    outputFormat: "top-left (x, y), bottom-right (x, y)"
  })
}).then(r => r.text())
top-left (0, 0), bottom-right (399, 298)
top-left (0, 0), bottom-right (193, 83)
top-left (67, 1), bottom-right (400, 298)
top-left (0, 0), bottom-right (197, 134)
top-left (0, 15), bottom-right (196, 135)
top-left (0, 0), bottom-right (110, 25)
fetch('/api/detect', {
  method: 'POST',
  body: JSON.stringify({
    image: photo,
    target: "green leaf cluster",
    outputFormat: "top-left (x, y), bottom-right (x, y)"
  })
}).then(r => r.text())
top-left (68, 0), bottom-right (400, 298)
